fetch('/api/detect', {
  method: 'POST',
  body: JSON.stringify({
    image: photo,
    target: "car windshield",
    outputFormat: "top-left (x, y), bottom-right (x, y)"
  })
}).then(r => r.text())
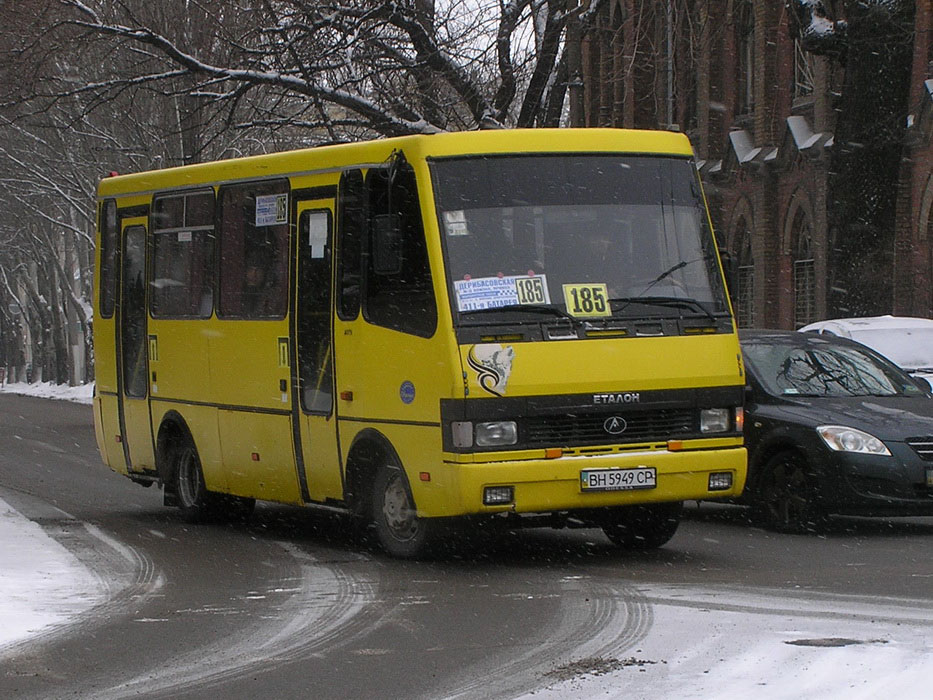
top-left (429, 154), bottom-right (730, 324)
top-left (848, 327), bottom-right (933, 371)
top-left (743, 339), bottom-right (923, 398)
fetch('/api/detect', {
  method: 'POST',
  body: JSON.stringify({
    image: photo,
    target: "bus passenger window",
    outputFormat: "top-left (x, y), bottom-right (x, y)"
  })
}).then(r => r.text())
top-left (363, 161), bottom-right (437, 338)
top-left (337, 169), bottom-right (365, 321)
top-left (218, 181), bottom-right (289, 319)
top-left (99, 199), bottom-right (118, 318)
top-left (150, 191), bottom-right (215, 318)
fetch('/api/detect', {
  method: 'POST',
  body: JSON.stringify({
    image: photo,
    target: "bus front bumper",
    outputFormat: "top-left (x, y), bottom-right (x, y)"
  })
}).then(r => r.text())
top-left (417, 447), bottom-right (747, 518)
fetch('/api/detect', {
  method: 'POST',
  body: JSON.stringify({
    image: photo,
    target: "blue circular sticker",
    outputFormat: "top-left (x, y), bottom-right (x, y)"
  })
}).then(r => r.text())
top-left (400, 381), bottom-right (416, 404)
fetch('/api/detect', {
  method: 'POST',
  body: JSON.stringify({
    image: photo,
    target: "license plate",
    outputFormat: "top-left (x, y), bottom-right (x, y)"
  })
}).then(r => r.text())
top-left (580, 467), bottom-right (657, 492)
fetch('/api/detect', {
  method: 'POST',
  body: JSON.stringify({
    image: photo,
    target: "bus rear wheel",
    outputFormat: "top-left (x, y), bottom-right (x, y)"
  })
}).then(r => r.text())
top-left (601, 502), bottom-right (682, 550)
top-left (175, 442), bottom-right (210, 522)
top-left (372, 465), bottom-right (441, 559)
top-left (173, 438), bottom-right (254, 523)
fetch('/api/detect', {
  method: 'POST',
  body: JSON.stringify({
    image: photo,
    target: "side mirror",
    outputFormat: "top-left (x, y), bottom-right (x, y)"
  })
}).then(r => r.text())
top-left (372, 213), bottom-right (402, 274)
top-left (913, 375), bottom-right (932, 393)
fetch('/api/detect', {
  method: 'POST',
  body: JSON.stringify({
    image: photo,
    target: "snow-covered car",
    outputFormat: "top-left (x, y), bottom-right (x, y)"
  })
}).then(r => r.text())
top-left (739, 329), bottom-right (933, 532)
top-left (798, 315), bottom-right (933, 385)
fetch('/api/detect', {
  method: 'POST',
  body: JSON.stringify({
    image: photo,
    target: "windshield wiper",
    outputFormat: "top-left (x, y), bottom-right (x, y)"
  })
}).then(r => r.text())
top-left (611, 295), bottom-right (717, 321)
top-left (459, 303), bottom-right (578, 322)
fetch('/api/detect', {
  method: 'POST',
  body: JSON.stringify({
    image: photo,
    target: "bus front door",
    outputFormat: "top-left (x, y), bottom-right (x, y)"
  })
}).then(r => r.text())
top-left (118, 219), bottom-right (155, 473)
top-left (293, 201), bottom-right (342, 503)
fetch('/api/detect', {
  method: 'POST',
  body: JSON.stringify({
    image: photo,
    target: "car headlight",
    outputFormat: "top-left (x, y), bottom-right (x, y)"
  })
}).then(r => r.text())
top-left (816, 425), bottom-right (890, 455)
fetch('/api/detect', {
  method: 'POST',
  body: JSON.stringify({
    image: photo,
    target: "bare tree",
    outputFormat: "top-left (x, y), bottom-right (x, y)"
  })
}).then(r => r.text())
top-left (0, 1), bottom-right (611, 385)
top-left (40, 0), bottom-right (595, 141)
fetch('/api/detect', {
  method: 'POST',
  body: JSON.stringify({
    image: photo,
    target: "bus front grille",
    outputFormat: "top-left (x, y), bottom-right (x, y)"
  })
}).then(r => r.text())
top-left (523, 409), bottom-right (696, 449)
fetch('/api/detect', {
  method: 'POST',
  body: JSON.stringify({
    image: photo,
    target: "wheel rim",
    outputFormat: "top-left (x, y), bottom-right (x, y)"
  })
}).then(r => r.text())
top-left (764, 459), bottom-right (811, 529)
top-left (177, 448), bottom-right (201, 508)
top-left (381, 471), bottom-right (419, 541)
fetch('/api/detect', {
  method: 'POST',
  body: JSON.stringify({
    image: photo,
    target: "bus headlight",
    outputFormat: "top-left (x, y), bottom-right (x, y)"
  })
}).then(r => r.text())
top-left (700, 408), bottom-right (730, 433)
top-left (475, 421), bottom-right (518, 447)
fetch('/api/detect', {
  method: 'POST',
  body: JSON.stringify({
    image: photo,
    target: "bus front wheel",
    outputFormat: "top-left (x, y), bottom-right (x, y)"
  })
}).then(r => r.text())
top-left (600, 502), bottom-right (682, 550)
top-left (372, 465), bottom-right (441, 558)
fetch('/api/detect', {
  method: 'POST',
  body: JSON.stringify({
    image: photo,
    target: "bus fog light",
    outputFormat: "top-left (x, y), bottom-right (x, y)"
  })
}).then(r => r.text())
top-left (475, 421), bottom-right (518, 446)
top-left (700, 408), bottom-right (730, 433)
top-left (708, 472), bottom-right (733, 491)
top-left (483, 486), bottom-right (514, 505)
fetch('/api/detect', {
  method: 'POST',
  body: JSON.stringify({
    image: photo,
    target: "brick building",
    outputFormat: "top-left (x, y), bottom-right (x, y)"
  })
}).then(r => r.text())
top-left (576, 0), bottom-right (933, 328)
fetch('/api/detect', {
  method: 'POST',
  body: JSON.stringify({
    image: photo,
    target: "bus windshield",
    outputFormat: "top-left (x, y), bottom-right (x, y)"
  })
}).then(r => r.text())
top-left (430, 154), bottom-right (729, 323)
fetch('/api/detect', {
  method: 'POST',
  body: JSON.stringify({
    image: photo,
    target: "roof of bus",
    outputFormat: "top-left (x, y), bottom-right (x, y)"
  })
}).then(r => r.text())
top-left (97, 128), bottom-right (695, 198)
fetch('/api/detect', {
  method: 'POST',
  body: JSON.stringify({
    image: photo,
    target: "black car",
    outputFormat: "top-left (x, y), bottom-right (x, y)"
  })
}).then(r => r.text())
top-left (739, 329), bottom-right (933, 532)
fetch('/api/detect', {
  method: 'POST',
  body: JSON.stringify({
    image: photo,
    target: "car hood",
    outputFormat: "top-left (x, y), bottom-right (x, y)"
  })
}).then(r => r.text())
top-left (763, 395), bottom-right (933, 440)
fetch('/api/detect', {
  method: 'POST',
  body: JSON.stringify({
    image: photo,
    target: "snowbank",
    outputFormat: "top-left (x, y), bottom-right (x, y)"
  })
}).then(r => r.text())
top-left (0, 498), bottom-right (104, 650)
top-left (0, 380), bottom-right (93, 404)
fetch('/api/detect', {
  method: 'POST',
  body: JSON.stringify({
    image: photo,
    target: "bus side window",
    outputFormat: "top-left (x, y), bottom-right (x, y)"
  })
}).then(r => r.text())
top-left (337, 169), bottom-right (365, 321)
top-left (364, 162), bottom-right (437, 338)
top-left (99, 199), bottom-right (118, 318)
top-left (150, 191), bottom-right (215, 319)
top-left (217, 181), bottom-right (289, 319)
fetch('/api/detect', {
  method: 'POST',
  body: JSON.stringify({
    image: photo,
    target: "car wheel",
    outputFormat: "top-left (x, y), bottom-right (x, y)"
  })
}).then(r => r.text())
top-left (372, 465), bottom-right (441, 558)
top-left (754, 450), bottom-right (825, 533)
top-left (601, 502), bottom-right (682, 550)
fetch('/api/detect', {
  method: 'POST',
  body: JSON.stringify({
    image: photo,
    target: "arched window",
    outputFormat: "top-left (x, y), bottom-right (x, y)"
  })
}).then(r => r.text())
top-left (792, 209), bottom-right (815, 328)
top-left (732, 216), bottom-right (755, 327)
top-left (736, 0), bottom-right (755, 115)
top-left (793, 39), bottom-right (814, 99)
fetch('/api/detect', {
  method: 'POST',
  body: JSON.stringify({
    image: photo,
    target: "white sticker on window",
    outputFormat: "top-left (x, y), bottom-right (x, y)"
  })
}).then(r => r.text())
top-left (256, 193), bottom-right (288, 226)
top-left (307, 213), bottom-right (328, 259)
top-left (444, 210), bottom-right (468, 236)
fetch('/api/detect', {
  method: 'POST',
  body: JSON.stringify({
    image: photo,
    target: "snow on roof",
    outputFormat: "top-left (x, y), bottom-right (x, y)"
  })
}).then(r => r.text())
top-left (807, 315), bottom-right (933, 331)
top-left (800, 316), bottom-right (933, 372)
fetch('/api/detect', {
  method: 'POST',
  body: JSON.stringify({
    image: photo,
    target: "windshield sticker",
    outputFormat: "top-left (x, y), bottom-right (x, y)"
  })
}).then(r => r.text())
top-left (467, 344), bottom-right (514, 397)
top-left (454, 274), bottom-right (550, 311)
top-left (444, 210), bottom-right (469, 236)
top-left (562, 283), bottom-right (611, 317)
top-left (255, 193), bottom-right (288, 226)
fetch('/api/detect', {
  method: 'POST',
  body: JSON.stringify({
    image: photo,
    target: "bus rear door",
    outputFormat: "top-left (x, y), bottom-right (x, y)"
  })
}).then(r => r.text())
top-left (118, 215), bottom-right (155, 473)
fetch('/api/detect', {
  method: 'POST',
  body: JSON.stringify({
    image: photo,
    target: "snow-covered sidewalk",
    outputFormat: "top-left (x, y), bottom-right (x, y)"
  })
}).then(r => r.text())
top-left (0, 380), bottom-right (101, 650)
top-left (0, 497), bottom-right (105, 650)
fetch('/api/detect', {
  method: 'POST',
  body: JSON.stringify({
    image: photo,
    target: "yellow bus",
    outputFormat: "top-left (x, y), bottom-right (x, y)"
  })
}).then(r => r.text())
top-left (93, 128), bottom-right (746, 558)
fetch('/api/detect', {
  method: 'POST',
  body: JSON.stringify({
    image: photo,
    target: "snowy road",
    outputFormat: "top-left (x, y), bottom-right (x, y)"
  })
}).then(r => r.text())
top-left (2, 385), bottom-right (933, 699)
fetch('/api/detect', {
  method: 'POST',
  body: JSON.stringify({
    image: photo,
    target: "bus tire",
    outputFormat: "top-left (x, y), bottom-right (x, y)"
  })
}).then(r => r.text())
top-left (601, 502), bottom-right (682, 550)
top-left (372, 465), bottom-right (440, 559)
top-left (174, 439), bottom-right (213, 523)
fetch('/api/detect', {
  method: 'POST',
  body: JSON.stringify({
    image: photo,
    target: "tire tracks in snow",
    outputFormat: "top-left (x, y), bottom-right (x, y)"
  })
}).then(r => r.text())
top-left (439, 574), bottom-right (655, 700)
top-left (92, 541), bottom-right (385, 700)
top-left (0, 504), bottom-right (164, 665)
